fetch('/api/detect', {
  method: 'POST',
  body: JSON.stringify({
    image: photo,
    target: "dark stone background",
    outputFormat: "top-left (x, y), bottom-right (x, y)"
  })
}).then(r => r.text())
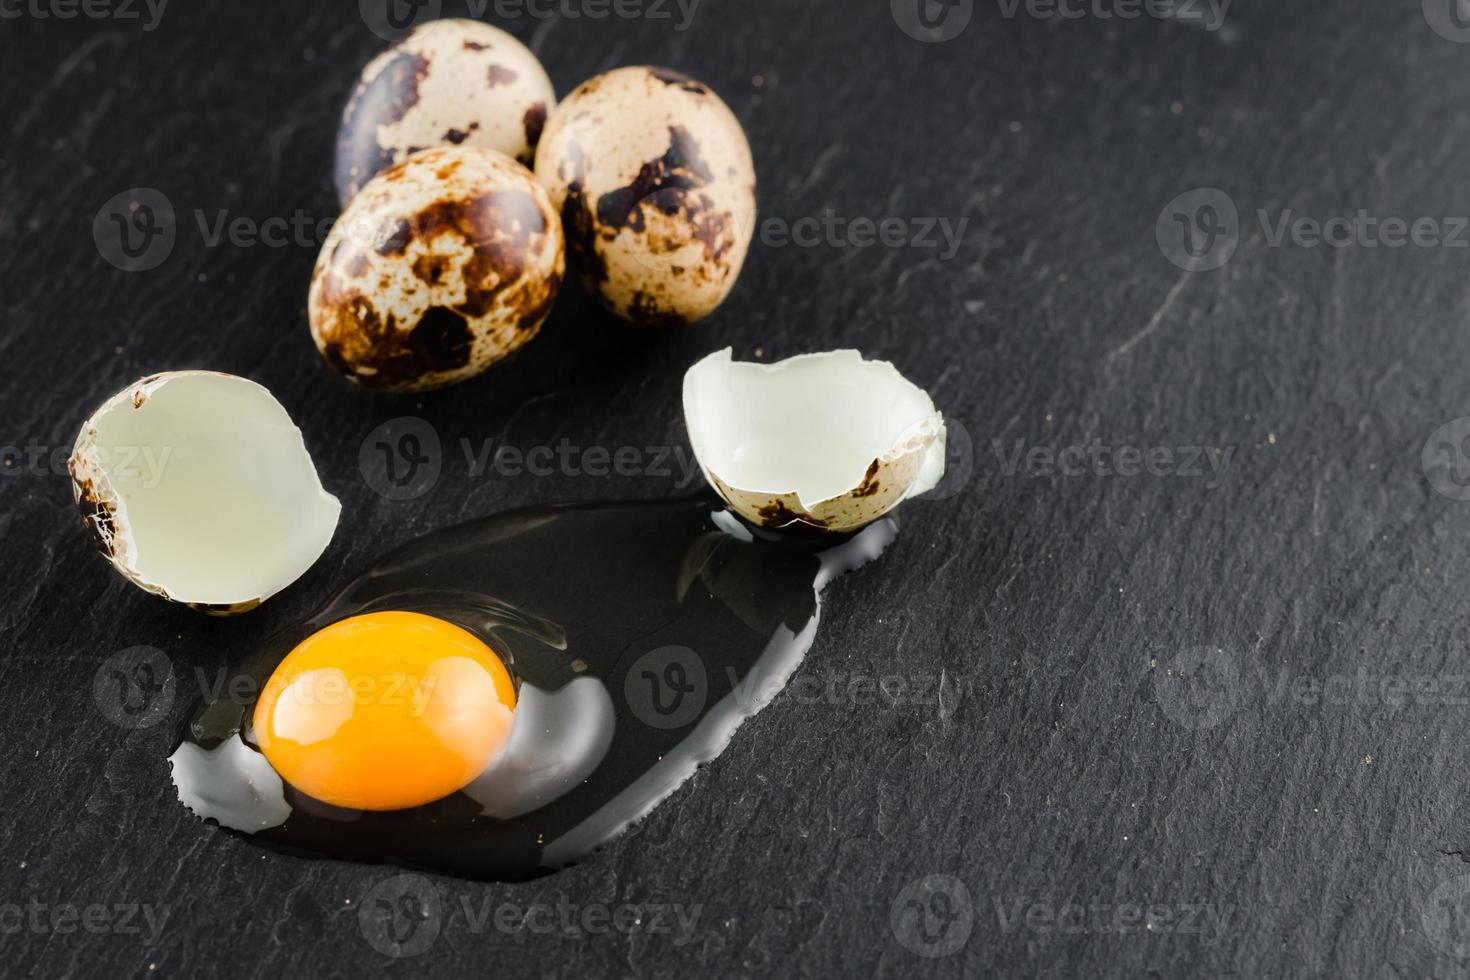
top-left (6, 0), bottom-right (1470, 975)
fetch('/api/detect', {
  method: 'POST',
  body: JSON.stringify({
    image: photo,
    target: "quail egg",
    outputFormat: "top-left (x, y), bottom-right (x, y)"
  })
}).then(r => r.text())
top-left (335, 18), bottom-right (556, 207)
top-left (534, 66), bottom-right (756, 326)
top-left (309, 146), bottom-right (565, 393)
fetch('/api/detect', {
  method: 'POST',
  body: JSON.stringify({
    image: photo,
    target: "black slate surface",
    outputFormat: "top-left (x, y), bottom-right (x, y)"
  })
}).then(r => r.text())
top-left (7, 0), bottom-right (1470, 975)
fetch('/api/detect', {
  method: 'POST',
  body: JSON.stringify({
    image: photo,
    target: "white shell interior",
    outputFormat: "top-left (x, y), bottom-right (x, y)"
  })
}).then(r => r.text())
top-left (79, 373), bottom-right (340, 607)
top-left (682, 349), bottom-right (945, 506)
top-left (169, 735), bottom-right (291, 832)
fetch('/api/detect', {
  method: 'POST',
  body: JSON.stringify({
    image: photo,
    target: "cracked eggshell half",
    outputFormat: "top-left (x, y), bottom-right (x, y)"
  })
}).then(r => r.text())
top-left (534, 66), bottom-right (756, 326)
top-left (310, 146), bottom-right (564, 393)
top-left (67, 372), bottom-right (341, 615)
top-left (682, 349), bottom-right (946, 533)
top-left (335, 18), bottom-right (556, 207)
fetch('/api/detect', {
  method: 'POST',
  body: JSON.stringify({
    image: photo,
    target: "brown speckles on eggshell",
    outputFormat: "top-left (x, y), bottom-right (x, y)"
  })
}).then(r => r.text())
top-left (628, 290), bottom-right (688, 327)
top-left (594, 127), bottom-right (713, 233)
top-left (476, 188), bottom-right (548, 244)
top-left (532, 65), bottom-right (755, 325)
top-left (546, 139), bottom-right (606, 287)
top-left (647, 67), bottom-right (709, 95)
top-left (486, 64), bottom-right (517, 86)
top-left (342, 250), bottom-right (372, 279)
top-left (334, 49), bottom-right (429, 206)
top-left (704, 449), bottom-right (930, 536)
top-left (514, 266), bottom-right (562, 332)
top-left (685, 193), bottom-right (734, 266)
top-left (573, 75), bottom-right (603, 97)
top-left (409, 307), bottom-right (474, 372)
top-left (71, 470), bottom-right (120, 558)
top-left (412, 253), bottom-right (448, 285)
top-left (561, 191), bottom-right (608, 287)
top-left (191, 598), bottom-right (263, 617)
top-left (851, 460), bottom-right (883, 498)
top-left (756, 499), bottom-right (829, 531)
top-left (310, 146), bottom-right (564, 392)
top-left (334, 20), bottom-right (557, 207)
top-left (522, 102), bottom-right (547, 155)
top-left (435, 157), bottom-right (464, 181)
top-left (375, 217), bottom-right (413, 256)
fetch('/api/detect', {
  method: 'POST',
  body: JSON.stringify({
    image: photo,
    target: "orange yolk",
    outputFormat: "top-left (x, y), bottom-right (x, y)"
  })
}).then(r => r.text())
top-left (252, 611), bottom-right (516, 811)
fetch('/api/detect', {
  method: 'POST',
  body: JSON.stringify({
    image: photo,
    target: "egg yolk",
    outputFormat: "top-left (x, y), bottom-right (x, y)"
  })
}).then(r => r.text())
top-left (252, 611), bottom-right (516, 811)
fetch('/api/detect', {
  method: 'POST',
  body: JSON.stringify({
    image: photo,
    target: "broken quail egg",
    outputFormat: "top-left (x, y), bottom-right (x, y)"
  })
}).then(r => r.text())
top-left (310, 146), bottom-right (564, 392)
top-left (682, 349), bottom-right (945, 532)
top-left (534, 66), bottom-right (756, 326)
top-left (67, 372), bottom-right (341, 615)
top-left (335, 18), bottom-right (556, 207)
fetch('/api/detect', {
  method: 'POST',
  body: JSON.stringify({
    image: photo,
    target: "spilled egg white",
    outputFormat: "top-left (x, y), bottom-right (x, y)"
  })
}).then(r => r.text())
top-left (165, 493), bottom-right (898, 880)
top-left (535, 66), bottom-right (756, 326)
top-left (309, 146), bottom-right (565, 393)
top-left (67, 372), bottom-right (340, 615)
top-left (682, 349), bottom-right (946, 532)
top-left (335, 18), bottom-right (556, 207)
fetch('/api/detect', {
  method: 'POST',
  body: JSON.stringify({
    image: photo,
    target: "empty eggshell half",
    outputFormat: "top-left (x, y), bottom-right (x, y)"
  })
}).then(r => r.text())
top-left (67, 372), bottom-right (341, 615)
top-left (682, 349), bottom-right (946, 533)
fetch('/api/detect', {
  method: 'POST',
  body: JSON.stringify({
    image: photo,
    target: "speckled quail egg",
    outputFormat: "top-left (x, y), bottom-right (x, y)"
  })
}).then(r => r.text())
top-left (309, 146), bottom-right (564, 392)
top-left (335, 19), bottom-right (556, 208)
top-left (534, 66), bottom-right (756, 326)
